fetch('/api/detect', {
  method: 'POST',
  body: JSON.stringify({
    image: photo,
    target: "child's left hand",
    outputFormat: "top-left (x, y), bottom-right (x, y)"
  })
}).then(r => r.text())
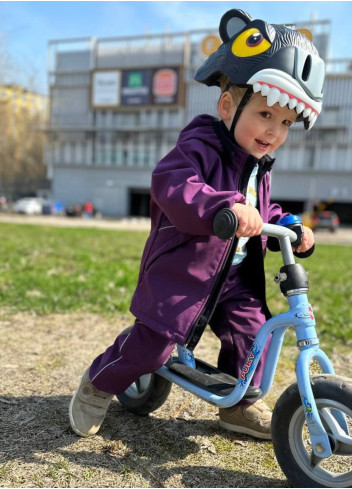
top-left (293, 226), bottom-right (314, 253)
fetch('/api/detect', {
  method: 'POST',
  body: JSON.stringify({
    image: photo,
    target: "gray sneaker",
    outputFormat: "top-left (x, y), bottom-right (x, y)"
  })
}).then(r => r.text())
top-left (219, 399), bottom-right (272, 440)
top-left (69, 369), bottom-right (114, 437)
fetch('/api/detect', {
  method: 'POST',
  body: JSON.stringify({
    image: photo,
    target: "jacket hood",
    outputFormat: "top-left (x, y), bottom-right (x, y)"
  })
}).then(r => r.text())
top-left (178, 115), bottom-right (250, 160)
top-left (177, 115), bottom-right (222, 150)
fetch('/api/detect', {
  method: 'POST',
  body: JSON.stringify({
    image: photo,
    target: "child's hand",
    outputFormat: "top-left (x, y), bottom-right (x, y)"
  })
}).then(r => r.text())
top-left (232, 203), bottom-right (263, 238)
top-left (293, 225), bottom-right (315, 253)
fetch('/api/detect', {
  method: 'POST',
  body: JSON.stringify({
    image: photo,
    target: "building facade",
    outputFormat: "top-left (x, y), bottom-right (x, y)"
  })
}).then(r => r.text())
top-left (0, 85), bottom-right (47, 118)
top-left (45, 22), bottom-right (352, 222)
top-left (0, 85), bottom-right (49, 199)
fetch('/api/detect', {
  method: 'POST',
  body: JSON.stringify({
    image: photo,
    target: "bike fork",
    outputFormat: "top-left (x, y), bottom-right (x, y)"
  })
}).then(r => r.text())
top-left (291, 293), bottom-right (348, 458)
top-left (296, 346), bottom-right (336, 458)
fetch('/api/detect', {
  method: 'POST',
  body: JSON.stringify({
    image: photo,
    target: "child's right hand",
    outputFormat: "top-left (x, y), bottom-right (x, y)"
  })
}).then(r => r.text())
top-left (231, 203), bottom-right (263, 238)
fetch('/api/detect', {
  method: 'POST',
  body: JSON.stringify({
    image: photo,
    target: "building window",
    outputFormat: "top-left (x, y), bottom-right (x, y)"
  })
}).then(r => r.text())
top-left (157, 110), bottom-right (163, 126)
top-left (303, 147), bottom-right (315, 169)
top-left (169, 109), bottom-right (180, 127)
top-left (318, 145), bottom-right (332, 170)
top-left (315, 128), bottom-right (339, 143)
top-left (122, 149), bottom-right (128, 166)
top-left (336, 145), bottom-right (348, 170)
top-left (321, 107), bottom-right (339, 126)
top-left (111, 139), bottom-right (117, 165)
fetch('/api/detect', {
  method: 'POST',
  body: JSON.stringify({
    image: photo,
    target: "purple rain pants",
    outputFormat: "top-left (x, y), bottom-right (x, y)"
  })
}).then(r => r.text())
top-left (89, 263), bottom-right (269, 404)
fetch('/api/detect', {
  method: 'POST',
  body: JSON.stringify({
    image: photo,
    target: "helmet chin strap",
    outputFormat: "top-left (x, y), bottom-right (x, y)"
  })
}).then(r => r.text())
top-left (223, 84), bottom-right (253, 141)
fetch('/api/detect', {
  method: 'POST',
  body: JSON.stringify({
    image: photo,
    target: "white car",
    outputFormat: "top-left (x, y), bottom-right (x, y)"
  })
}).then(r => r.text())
top-left (13, 197), bottom-right (44, 215)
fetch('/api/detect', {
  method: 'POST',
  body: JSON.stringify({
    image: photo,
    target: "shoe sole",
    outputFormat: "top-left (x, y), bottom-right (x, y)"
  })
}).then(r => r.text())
top-left (219, 419), bottom-right (272, 440)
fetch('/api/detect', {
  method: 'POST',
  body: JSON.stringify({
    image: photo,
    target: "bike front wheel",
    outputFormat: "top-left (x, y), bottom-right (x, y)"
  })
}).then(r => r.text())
top-left (272, 374), bottom-right (352, 488)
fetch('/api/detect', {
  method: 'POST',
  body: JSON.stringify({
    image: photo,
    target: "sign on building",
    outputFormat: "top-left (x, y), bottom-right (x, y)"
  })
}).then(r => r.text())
top-left (92, 67), bottom-right (182, 108)
top-left (92, 71), bottom-right (121, 108)
top-left (121, 69), bottom-right (152, 106)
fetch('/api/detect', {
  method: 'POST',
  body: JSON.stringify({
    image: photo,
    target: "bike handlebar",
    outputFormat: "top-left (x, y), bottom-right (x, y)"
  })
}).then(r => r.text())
top-left (261, 223), bottom-right (298, 243)
top-left (213, 208), bottom-right (298, 243)
top-left (213, 209), bottom-right (298, 265)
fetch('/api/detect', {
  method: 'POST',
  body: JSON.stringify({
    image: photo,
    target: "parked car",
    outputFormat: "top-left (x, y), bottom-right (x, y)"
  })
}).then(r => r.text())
top-left (312, 211), bottom-right (340, 232)
top-left (65, 202), bottom-right (101, 218)
top-left (65, 203), bottom-right (83, 217)
top-left (42, 200), bottom-right (65, 215)
top-left (13, 197), bottom-right (44, 215)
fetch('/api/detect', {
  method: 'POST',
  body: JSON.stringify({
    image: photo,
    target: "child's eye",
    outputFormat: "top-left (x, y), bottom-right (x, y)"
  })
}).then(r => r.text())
top-left (260, 111), bottom-right (271, 119)
top-left (283, 119), bottom-right (292, 127)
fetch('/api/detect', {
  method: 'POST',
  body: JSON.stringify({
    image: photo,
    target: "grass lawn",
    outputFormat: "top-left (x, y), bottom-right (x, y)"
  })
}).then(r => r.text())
top-left (1, 222), bottom-right (352, 489)
top-left (0, 223), bottom-right (148, 316)
top-left (0, 222), bottom-right (351, 344)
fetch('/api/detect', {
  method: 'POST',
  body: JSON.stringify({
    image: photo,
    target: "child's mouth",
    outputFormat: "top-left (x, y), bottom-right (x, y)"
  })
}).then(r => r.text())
top-left (255, 139), bottom-right (270, 150)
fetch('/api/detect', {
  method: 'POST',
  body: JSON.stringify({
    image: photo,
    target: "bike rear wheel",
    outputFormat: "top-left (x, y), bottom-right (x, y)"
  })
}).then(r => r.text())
top-left (272, 374), bottom-right (352, 488)
top-left (116, 326), bottom-right (172, 416)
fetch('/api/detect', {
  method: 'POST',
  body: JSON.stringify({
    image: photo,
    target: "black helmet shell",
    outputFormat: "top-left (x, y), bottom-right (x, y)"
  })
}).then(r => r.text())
top-left (195, 9), bottom-right (325, 129)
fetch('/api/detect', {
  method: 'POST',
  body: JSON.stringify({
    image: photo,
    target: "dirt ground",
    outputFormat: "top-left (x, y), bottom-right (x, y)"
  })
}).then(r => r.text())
top-left (1, 215), bottom-right (352, 487)
top-left (1, 312), bottom-right (352, 488)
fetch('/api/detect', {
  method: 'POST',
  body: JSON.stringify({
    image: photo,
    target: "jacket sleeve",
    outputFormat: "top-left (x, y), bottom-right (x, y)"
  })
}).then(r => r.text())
top-left (151, 139), bottom-right (246, 235)
top-left (267, 202), bottom-right (288, 225)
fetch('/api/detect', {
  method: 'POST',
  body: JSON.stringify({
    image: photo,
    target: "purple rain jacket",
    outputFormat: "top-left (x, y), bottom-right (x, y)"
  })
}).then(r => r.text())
top-left (130, 114), bottom-right (286, 344)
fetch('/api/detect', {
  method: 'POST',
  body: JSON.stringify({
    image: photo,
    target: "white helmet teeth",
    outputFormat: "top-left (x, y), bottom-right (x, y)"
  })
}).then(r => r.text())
top-left (303, 107), bottom-right (312, 118)
top-left (288, 98), bottom-right (298, 110)
top-left (249, 69), bottom-right (321, 130)
top-left (252, 81), bottom-right (319, 129)
top-left (266, 87), bottom-right (281, 107)
top-left (279, 93), bottom-right (290, 108)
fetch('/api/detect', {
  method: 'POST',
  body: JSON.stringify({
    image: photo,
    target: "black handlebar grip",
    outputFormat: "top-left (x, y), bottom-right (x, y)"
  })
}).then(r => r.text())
top-left (287, 223), bottom-right (304, 248)
top-left (213, 209), bottom-right (238, 240)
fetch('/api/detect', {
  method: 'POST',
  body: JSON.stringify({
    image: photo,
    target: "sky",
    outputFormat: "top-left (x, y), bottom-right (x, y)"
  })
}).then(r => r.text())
top-left (1, 0), bottom-right (352, 94)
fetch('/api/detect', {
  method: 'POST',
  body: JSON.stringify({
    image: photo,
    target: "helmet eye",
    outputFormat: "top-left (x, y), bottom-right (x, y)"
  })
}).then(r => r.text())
top-left (232, 28), bottom-right (271, 57)
top-left (247, 32), bottom-right (264, 47)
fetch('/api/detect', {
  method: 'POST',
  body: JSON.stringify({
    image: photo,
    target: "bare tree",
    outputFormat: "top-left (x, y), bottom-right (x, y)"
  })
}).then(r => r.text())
top-left (0, 34), bottom-right (16, 85)
top-left (0, 35), bottom-right (47, 200)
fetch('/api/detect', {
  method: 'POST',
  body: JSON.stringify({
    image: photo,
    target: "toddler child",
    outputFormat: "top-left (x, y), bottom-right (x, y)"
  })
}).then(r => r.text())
top-left (69, 8), bottom-right (324, 440)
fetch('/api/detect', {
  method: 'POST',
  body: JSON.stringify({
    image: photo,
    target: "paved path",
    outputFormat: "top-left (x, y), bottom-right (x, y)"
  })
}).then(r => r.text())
top-left (0, 214), bottom-right (151, 231)
top-left (0, 213), bottom-right (351, 245)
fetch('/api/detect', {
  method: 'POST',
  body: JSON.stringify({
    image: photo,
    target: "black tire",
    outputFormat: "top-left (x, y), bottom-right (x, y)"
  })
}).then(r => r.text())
top-left (272, 374), bottom-right (352, 488)
top-left (116, 326), bottom-right (172, 416)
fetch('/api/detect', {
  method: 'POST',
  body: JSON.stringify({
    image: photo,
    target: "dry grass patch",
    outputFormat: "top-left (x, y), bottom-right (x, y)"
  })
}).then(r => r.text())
top-left (1, 312), bottom-right (352, 488)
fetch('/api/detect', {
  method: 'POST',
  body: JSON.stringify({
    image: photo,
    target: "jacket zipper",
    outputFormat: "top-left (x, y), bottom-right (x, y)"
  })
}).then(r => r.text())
top-left (250, 156), bottom-right (274, 319)
top-left (186, 155), bottom-right (258, 350)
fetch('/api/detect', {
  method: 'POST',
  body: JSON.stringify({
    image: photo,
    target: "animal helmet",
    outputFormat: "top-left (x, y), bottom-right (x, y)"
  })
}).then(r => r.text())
top-left (195, 9), bottom-right (325, 129)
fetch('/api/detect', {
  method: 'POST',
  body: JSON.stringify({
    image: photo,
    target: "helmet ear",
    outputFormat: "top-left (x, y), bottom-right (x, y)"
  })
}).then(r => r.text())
top-left (219, 9), bottom-right (253, 43)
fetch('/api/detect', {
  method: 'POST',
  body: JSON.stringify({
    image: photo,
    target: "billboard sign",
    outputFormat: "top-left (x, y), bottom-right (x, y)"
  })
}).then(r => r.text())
top-left (152, 68), bottom-right (179, 105)
top-left (120, 67), bottom-right (181, 107)
top-left (92, 71), bottom-right (121, 107)
top-left (92, 67), bottom-right (182, 108)
top-left (121, 70), bottom-right (151, 106)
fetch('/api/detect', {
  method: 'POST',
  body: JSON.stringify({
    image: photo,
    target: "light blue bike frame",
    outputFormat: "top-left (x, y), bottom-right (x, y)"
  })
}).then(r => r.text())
top-left (157, 223), bottom-right (349, 459)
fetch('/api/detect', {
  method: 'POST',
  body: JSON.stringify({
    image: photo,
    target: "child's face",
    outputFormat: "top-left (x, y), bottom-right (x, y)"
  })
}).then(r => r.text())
top-left (234, 92), bottom-right (297, 158)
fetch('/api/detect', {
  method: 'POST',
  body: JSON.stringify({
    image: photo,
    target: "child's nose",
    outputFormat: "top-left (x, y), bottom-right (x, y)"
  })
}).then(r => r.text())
top-left (266, 122), bottom-right (280, 137)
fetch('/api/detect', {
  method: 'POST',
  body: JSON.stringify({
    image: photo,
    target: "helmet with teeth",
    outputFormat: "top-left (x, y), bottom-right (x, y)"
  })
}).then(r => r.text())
top-left (195, 9), bottom-right (325, 130)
